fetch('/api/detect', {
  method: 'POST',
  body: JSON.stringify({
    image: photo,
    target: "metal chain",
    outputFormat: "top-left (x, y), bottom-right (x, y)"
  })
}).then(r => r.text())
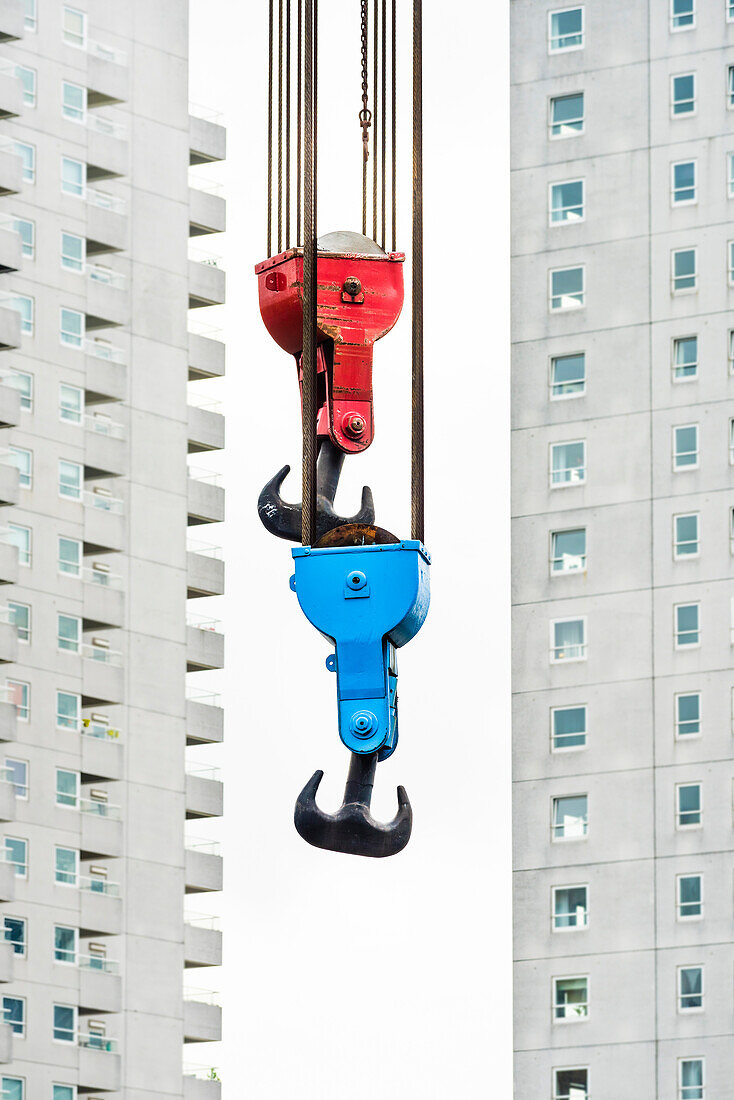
top-left (359, 0), bottom-right (371, 236)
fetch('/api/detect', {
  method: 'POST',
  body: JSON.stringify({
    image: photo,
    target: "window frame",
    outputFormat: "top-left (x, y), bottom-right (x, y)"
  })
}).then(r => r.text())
top-left (4, 759), bottom-right (27, 800)
top-left (677, 964), bottom-right (704, 1012)
top-left (3, 916), bottom-right (26, 958)
top-left (547, 6), bottom-right (585, 53)
top-left (23, 0), bottom-right (36, 31)
top-left (728, 65), bottom-right (734, 110)
top-left (7, 524), bottom-right (30, 567)
top-left (674, 602), bottom-right (700, 649)
top-left (549, 439), bottom-right (586, 488)
top-left (8, 446), bottom-right (32, 490)
top-left (60, 156), bottom-right (86, 197)
top-left (550, 527), bottom-right (587, 575)
top-left (5, 681), bottom-right (29, 723)
top-left (548, 91), bottom-right (585, 139)
top-left (548, 178), bottom-right (585, 226)
top-left (4, 837), bottom-right (27, 878)
top-left (673, 512), bottom-right (699, 559)
top-left (57, 613), bottom-right (81, 654)
top-left (62, 5), bottom-right (87, 47)
top-left (2, 995), bottom-right (25, 1038)
top-left (672, 423), bottom-right (699, 470)
top-left (8, 294), bottom-right (33, 336)
top-left (676, 872), bottom-right (703, 921)
top-left (13, 141), bottom-right (35, 184)
top-left (553, 1067), bottom-right (589, 1100)
top-left (552, 974), bottom-right (589, 1022)
top-left (60, 232), bottom-right (85, 274)
top-left (58, 536), bottom-right (82, 577)
top-left (672, 335), bottom-right (698, 382)
top-left (671, 159), bottom-right (697, 206)
top-left (53, 924), bottom-right (78, 965)
top-left (549, 264), bottom-right (585, 312)
top-left (61, 80), bottom-right (86, 123)
top-left (549, 351), bottom-right (586, 399)
top-left (58, 460), bottom-right (83, 501)
top-left (14, 65), bottom-right (36, 108)
top-left (60, 307), bottom-right (84, 349)
top-left (52, 1002), bottom-right (77, 1043)
top-left (671, 248), bottom-right (697, 293)
top-left (550, 704), bottom-right (587, 753)
top-left (12, 217), bottom-right (34, 260)
top-left (671, 72), bottom-right (696, 117)
top-left (54, 845), bottom-right (79, 887)
top-left (53, 1087), bottom-right (76, 1100)
top-left (551, 793), bottom-right (589, 842)
top-left (8, 370), bottom-right (32, 411)
top-left (59, 382), bottom-right (83, 423)
top-left (56, 690), bottom-right (80, 731)
top-left (55, 768), bottom-right (79, 809)
top-left (670, 0), bottom-right (696, 31)
top-left (675, 691), bottom-right (701, 739)
top-left (551, 883), bottom-right (589, 932)
top-left (678, 1056), bottom-right (705, 1100)
top-left (676, 782), bottom-right (702, 829)
top-left (550, 616), bottom-right (587, 663)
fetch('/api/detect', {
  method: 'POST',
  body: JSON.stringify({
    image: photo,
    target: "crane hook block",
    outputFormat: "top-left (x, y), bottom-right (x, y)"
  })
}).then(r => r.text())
top-left (290, 541), bottom-right (431, 757)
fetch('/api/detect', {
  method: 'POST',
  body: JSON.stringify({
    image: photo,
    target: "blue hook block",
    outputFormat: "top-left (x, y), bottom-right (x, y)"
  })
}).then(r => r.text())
top-left (291, 541), bottom-right (431, 755)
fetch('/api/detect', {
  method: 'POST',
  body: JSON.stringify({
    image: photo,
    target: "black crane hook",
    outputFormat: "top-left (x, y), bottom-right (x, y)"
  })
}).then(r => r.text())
top-left (257, 438), bottom-right (375, 543)
top-left (294, 751), bottom-right (412, 858)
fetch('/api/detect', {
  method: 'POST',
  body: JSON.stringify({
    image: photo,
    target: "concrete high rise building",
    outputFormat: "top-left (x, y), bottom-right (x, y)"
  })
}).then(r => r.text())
top-left (512, 2), bottom-right (734, 1097)
top-left (0, 1), bottom-right (225, 1096)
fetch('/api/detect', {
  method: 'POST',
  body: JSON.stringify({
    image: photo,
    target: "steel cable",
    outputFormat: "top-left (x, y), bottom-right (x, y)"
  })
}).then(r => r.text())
top-left (297, 0), bottom-right (302, 243)
top-left (381, 0), bottom-right (386, 250)
top-left (411, 0), bottom-right (424, 542)
top-left (277, 0), bottom-right (283, 253)
top-left (285, 0), bottom-right (291, 248)
top-left (267, 0), bottom-right (273, 255)
top-left (391, 0), bottom-right (396, 252)
top-left (301, 0), bottom-right (317, 544)
top-left (372, 0), bottom-right (378, 241)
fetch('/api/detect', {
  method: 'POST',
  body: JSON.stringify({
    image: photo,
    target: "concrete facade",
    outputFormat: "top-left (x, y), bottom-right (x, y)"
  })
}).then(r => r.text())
top-left (0, 1), bottom-right (225, 1095)
top-left (512, 2), bottom-right (734, 1097)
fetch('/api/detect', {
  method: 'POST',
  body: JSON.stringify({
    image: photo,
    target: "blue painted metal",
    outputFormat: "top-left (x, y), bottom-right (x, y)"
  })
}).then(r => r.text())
top-left (290, 541), bottom-right (431, 756)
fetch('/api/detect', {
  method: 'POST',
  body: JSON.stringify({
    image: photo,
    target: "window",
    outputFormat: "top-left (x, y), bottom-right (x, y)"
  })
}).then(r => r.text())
top-left (548, 7), bottom-right (584, 51)
top-left (7, 525), bottom-right (30, 567)
top-left (8, 370), bottom-right (32, 410)
top-left (674, 513), bottom-right (699, 558)
top-left (58, 460), bottom-right (82, 500)
top-left (678, 965), bottom-right (703, 1011)
top-left (553, 885), bottom-right (588, 930)
top-left (670, 0), bottom-right (695, 29)
top-left (61, 157), bottom-right (85, 197)
top-left (672, 73), bottom-right (696, 115)
top-left (672, 161), bottom-right (696, 204)
top-left (14, 66), bottom-right (36, 108)
top-left (2, 997), bottom-right (24, 1037)
top-left (6, 681), bottom-right (29, 723)
top-left (54, 925), bottom-right (77, 964)
top-left (57, 613), bottom-right (81, 653)
top-left (672, 336), bottom-right (697, 380)
top-left (4, 838), bottom-right (26, 877)
top-left (60, 308), bottom-right (84, 348)
top-left (729, 155), bottom-right (734, 199)
top-left (8, 447), bottom-right (31, 489)
top-left (53, 1003), bottom-right (76, 1042)
top-left (550, 266), bottom-right (584, 311)
top-left (554, 1069), bottom-right (588, 1100)
top-left (675, 603), bottom-right (700, 648)
top-left (23, 0), bottom-right (36, 30)
top-left (673, 425), bottom-right (698, 469)
top-left (56, 691), bottom-right (80, 731)
top-left (549, 180), bottom-right (584, 225)
top-left (679, 1058), bottom-right (704, 1099)
top-left (62, 6), bottom-right (86, 47)
top-left (552, 705), bottom-right (587, 750)
top-left (550, 352), bottom-right (585, 397)
top-left (553, 976), bottom-right (588, 1020)
top-left (549, 92), bottom-right (584, 138)
top-left (551, 529), bottom-right (586, 573)
top-left (729, 66), bottom-right (734, 109)
top-left (551, 618), bottom-right (586, 662)
top-left (59, 384), bottom-right (83, 424)
top-left (54, 846), bottom-right (78, 886)
top-left (55, 769), bottom-right (79, 809)
top-left (13, 142), bottom-right (35, 184)
top-left (7, 603), bottom-right (29, 645)
top-left (58, 537), bottom-right (81, 576)
top-left (7, 295), bottom-right (33, 335)
top-left (2, 1080), bottom-right (24, 1100)
top-left (552, 794), bottom-right (588, 840)
top-left (677, 874), bottom-right (702, 919)
top-left (677, 782), bottom-right (702, 827)
top-left (550, 441), bottom-right (585, 486)
top-left (676, 692), bottom-right (701, 737)
top-left (53, 1088), bottom-right (75, 1100)
top-left (672, 248), bottom-right (697, 292)
top-left (3, 917), bottom-right (25, 957)
top-left (4, 760), bottom-right (27, 799)
top-left (61, 81), bottom-right (86, 122)
top-left (60, 233), bottom-right (84, 273)
top-left (13, 218), bottom-right (34, 259)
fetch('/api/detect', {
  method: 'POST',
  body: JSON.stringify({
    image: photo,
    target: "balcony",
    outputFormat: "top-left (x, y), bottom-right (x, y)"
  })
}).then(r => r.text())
top-left (188, 469), bottom-right (224, 525)
top-left (0, 940), bottom-right (13, 983)
top-left (0, 461), bottom-right (17, 507)
top-left (84, 489), bottom-right (125, 553)
top-left (0, 610), bottom-right (18, 663)
top-left (87, 36), bottom-right (129, 106)
top-left (0, 64), bottom-right (20, 119)
top-left (184, 1070), bottom-right (222, 1100)
top-left (83, 566), bottom-right (124, 628)
top-left (187, 541), bottom-right (224, 599)
top-left (189, 107), bottom-right (226, 165)
top-left (184, 915), bottom-right (222, 969)
top-left (79, 1036), bottom-right (121, 1092)
top-left (184, 989), bottom-right (222, 1043)
top-left (86, 265), bottom-right (128, 327)
top-left (81, 722), bottom-right (123, 781)
top-left (186, 765), bottom-right (223, 819)
top-left (82, 644), bottom-right (124, 706)
top-left (0, 381), bottom-right (19, 428)
top-left (85, 414), bottom-right (127, 478)
top-left (80, 956), bottom-right (122, 1013)
top-left (0, 143), bottom-right (20, 196)
top-left (0, 218), bottom-right (20, 273)
top-left (0, 1021), bottom-right (11, 1063)
top-left (185, 839), bottom-right (222, 894)
top-left (0, 772), bottom-right (14, 821)
top-left (186, 616), bottom-right (224, 672)
top-left (80, 876), bottom-right (122, 935)
top-left (87, 118), bottom-right (129, 180)
top-left (81, 800), bottom-right (123, 858)
top-left (86, 188), bottom-right (127, 252)
top-left (186, 693), bottom-right (223, 746)
top-left (189, 326), bottom-right (225, 381)
top-left (0, 0), bottom-right (22, 41)
top-left (0, 858), bottom-right (14, 902)
top-left (0, 302), bottom-right (20, 349)
top-left (189, 179), bottom-right (226, 236)
top-left (189, 250), bottom-right (226, 308)
top-left (188, 399), bottom-right (224, 454)
top-left (0, 697), bottom-right (16, 742)
top-left (0, 535), bottom-right (17, 585)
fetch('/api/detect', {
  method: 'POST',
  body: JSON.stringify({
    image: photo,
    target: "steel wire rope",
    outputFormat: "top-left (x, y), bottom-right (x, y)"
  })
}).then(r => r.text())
top-left (372, 0), bottom-right (378, 241)
top-left (381, 0), bottom-right (387, 250)
top-left (391, 0), bottom-right (396, 251)
top-left (301, 0), bottom-right (318, 544)
top-left (277, 0), bottom-right (283, 252)
top-left (285, 0), bottom-right (291, 247)
top-left (267, 0), bottom-right (273, 255)
top-left (411, 0), bottom-right (424, 541)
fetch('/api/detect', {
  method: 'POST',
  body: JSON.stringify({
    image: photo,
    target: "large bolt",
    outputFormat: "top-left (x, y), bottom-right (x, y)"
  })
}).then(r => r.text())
top-left (350, 710), bottom-right (377, 738)
top-left (342, 412), bottom-right (366, 439)
top-left (342, 275), bottom-right (362, 298)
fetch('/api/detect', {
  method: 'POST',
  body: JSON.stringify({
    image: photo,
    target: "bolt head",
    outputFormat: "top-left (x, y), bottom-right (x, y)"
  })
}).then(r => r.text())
top-left (350, 710), bottom-right (378, 738)
top-left (343, 275), bottom-right (362, 297)
top-left (342, 412), bottom-right (366, 439)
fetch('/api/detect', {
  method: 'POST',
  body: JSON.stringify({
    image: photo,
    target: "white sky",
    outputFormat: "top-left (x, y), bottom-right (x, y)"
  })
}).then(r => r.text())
top-left (187, 1), bottom-right (511, 1094)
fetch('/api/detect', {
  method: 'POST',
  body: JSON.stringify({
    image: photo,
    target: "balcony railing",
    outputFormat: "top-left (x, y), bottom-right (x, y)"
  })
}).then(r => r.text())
top-left (84, 413), bottom-right (126, 439)
top-left (189, 245), bottom-right (222, 268)
top-left (185, 837), bottom-right (221, 856)
top-left (80, 797), bottom-right (121, 819)
top-left (187, 612), bottom-right (222, 632)
top-left (189, 102), bottom-right (223, 123)
top-left (184, 986), bottom-right (221, 1006)
top-left (85, 186), bottom-right (126, 215)
top-left (186, 688), bottom-right (222, 707)
top-left (82, 565), bottom-right (123, 588)
top-left (186, 764), bottom-right (222, 782)
top-left (87, 38), bottom-right (127, 65)
top-left (187, 538), bottom-right (223, 559)
top-left (188, 319), bottom-right (223, 341)
top-left (78, 1032), bottom-right (118, 1052)
top-left (80, 718), bottom-right (122, 741)
top-left (79, 874), bottom-right (120, 896)
top-left (83, 489), bottom-right (124, 514)
top-left (86, 113), bottom-right (127, 139)
top-left (86, 263), bottom-right (126, 289)
top-left (188, 174), bottom-right (224, 196)
top-left (187, 393), bottom-right (223, 414)
top-left (84, 336), bottom-right (125, 362)
top-left (78, 953), bottom-right (119, 974)
top-left (184, 1064), bottom-right (222, 1082)
top-left (188, 466), bottom-right (222, 486)
top-left (184, 911), bottom-right (220, 930)
top-left (81, 643), bottom-right (123, 667)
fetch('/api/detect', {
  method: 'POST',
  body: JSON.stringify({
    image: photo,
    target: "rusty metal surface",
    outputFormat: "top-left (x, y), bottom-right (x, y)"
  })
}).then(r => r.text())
top-left (315, 522), bottom-right (399, 548)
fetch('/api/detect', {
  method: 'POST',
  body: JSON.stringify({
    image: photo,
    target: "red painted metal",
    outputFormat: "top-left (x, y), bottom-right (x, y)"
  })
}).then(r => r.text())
top-left (255, 246), bottom-right (405, 453)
